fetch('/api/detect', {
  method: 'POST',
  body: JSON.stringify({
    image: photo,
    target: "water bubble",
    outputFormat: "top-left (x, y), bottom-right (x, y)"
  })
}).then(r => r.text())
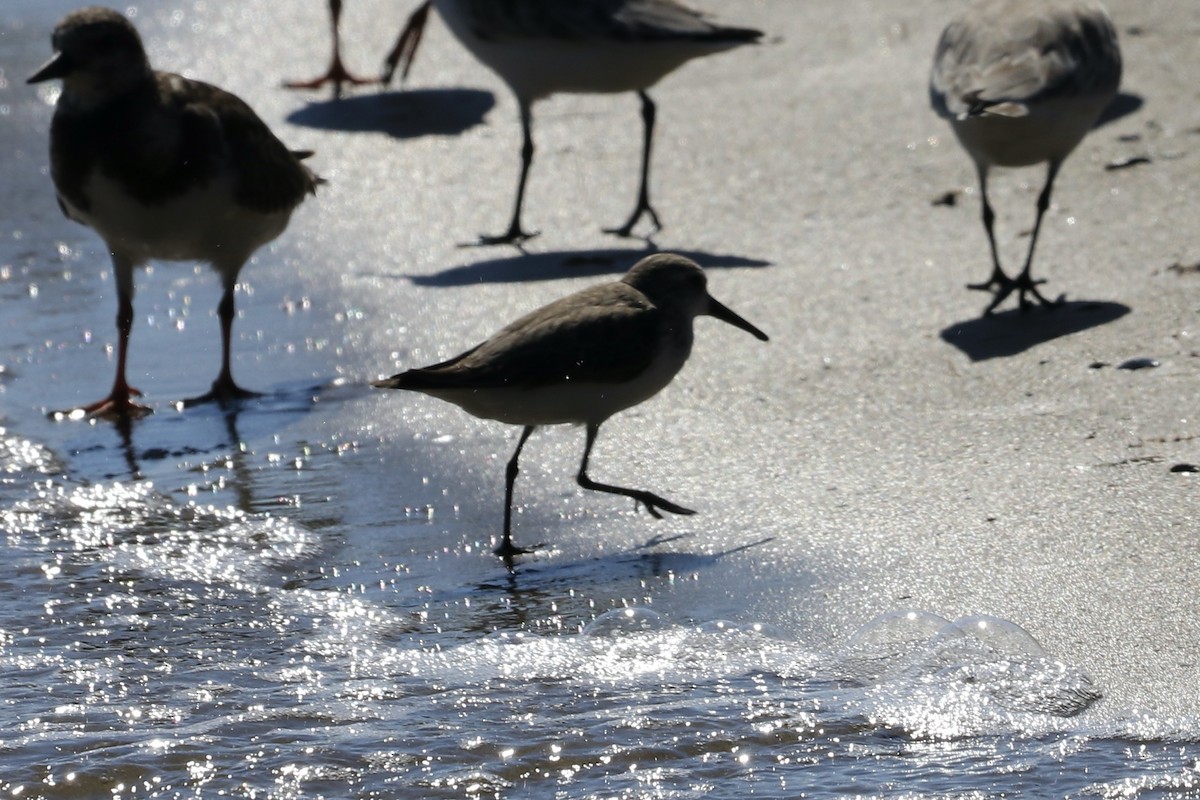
top-left (932, 614), bottom-right (1046, 659)
top-left (581, 607), bottom-right (667, 637)
top-left (846, 609), bottom-right (952, 656)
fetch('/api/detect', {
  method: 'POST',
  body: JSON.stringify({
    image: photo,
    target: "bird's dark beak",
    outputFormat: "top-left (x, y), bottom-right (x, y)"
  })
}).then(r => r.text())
top-left (707, 295), bottom-right (769, 342)
top-left (28, 52), bottom-right (73, 84)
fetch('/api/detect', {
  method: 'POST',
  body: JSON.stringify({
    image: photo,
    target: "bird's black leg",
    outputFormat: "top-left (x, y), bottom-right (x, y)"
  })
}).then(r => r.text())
top-left (381, 0), bottom-right (431, 86)
top-left (1011, 159), bottom-right (1064, 311)
top-left (470, 100), bottom-right (540, 247)
top-left (576, 423), bottom-right (696, 519)
top-left (184, 270), bottom-right (261, 407)
top-left (966, 164), bottom-right (1018, 313)
top-left (605, 90), bottom-right (663, 240)
top-left (497, 425), bottom-right (537, 566)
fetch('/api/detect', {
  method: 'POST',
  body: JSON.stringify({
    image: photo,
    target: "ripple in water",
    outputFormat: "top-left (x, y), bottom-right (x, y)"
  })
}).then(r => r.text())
top-left (0, 432), bottom-right (1194, 798)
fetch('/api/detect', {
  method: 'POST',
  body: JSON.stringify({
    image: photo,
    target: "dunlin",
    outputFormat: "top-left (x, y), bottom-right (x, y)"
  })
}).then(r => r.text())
top-left (383, 0), bottom-right (762, 245)
top-left (372, 253), bottom-right (769, 563)
top-left (929, 0), bottom-right (1121, 313)
top-left (30, 7), bottom-right (322, 418)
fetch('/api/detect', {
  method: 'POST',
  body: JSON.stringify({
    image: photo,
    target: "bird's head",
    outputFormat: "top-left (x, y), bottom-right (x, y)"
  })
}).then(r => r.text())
top-left (28, 7), bottom-right (151, 103)
top-left (623, 253), bottom-right (768, 342)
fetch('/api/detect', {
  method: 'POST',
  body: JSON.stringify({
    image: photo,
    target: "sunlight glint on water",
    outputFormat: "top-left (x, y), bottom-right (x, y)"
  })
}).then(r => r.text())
top-left (2, 445), bottom-right (1199, 797)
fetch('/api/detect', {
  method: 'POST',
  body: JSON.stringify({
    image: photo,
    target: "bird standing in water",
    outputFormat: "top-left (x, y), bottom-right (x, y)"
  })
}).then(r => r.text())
top-left (372, 253), bottom-right (769, 566)
top-left (30, 6), bottom-right (322, 418)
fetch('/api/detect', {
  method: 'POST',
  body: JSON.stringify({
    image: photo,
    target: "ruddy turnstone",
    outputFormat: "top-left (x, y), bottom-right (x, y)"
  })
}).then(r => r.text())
top-left (30, 6), bottom-right (322, 417)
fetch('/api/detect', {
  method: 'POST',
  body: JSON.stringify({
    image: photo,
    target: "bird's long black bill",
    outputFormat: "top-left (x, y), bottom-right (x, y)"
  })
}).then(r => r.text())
top-left (707, 296), bottom-right (769, 342)
top-left (28, 52), bottom-right (71, 84)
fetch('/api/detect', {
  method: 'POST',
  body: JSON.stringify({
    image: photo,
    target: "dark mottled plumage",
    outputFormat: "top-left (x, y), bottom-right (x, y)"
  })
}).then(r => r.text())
top-left (49, 72), bottom-right (319, 215)
top-left (29, 6), bottom-right (320, 418)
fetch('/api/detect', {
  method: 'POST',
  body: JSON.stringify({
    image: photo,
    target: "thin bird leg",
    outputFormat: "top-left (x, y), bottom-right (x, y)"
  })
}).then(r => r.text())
top-left (1011, 159), bottom-right (1064, 310)
top-left (472, 99), bottom-right (540, 246)
top-left (381, 0), bottom-right (431, 86)
top-left (576, 422), bottom-right (696, 519)
top-left (605, 91), bottom-right (663, 240)
top-left (70, 255), bottom-right (149, 420)
top-left (497, 425), bottom-right (537, 563)
top-left (184, 269), bottom-right (260, 407)
top-left (284, 0), bottom-right (379, 99)
top-left (966, 163), bottom-right (1013, 298)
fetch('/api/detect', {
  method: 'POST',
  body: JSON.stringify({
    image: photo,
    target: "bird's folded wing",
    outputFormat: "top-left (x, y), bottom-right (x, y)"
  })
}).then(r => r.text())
top-left (174, 75), bottom-right (319, 213)
top-left (466, 0), bottom-right (758, 44)
top-left (407, 288), bottom-right (662, 389)
top-left (931, 10), bottom-right (1117, 119)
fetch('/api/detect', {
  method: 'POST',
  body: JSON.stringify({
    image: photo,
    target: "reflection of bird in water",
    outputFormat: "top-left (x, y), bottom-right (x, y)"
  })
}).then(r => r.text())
top-left (381, 0), bottom-right (762, 245)
top-left (930, 0), bottom-right (1121, 314)
top-left (372, 253), bottom-right (769, 566)
top-left (30, 8), bottom-right (322, 418)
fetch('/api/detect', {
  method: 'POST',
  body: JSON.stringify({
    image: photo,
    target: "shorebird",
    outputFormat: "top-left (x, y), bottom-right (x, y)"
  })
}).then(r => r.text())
top-left (372, 253), bottom-right (769, 564)
top-left (929, 0), bottom-right (1121, 313)
top-left (381, 0), bottom-right (762, 245)
top-left (30, 7), bottom-right (321, 418)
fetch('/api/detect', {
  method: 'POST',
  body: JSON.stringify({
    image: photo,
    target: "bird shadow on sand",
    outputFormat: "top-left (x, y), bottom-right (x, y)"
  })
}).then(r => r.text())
top-left (940, 299), bottom-right (1130, 361)
top-left (286, 88), bottom-right (495, 138)
top-left (397, 247), bottom-right (772, 287)
top-left (1094, 91), bottom-right (1143, 129)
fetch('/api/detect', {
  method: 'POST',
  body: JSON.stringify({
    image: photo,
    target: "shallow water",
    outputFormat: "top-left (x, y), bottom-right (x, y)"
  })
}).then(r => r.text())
top-left (3, 430), bottom-right (1199, 798)
top-left (4, 0), bottom-right (1200, 797)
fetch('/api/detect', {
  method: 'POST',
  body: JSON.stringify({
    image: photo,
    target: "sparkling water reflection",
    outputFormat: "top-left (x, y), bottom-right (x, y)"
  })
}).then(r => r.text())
top-left (2, 440), bottom-right (1199, 798)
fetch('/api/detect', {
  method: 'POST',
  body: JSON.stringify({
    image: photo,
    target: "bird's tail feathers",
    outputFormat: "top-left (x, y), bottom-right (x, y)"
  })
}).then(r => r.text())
top-left (961, 93), bottom-right (1030, 119)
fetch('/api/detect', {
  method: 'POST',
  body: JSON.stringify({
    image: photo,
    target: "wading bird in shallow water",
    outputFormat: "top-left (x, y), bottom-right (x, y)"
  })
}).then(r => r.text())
top-left (929, 0), bottom-right (1121, 314)
top-left (372, 253), bottom-right (769, 566)
top-left (381, 0), bottom-right (762, 246)
top-left (30, 6), bottom-right (322, 418)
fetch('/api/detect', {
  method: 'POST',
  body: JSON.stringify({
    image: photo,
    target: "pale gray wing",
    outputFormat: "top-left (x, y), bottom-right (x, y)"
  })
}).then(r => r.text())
top-left (931, 2), bottom-right (1120, 119)
top-left (462, 0), bottom-right (759, 44)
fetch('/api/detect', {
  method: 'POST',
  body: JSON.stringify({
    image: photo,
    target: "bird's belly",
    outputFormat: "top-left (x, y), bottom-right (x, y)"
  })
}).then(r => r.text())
top-left (70, 173), bottom-right (291, 263)
top-left (435, 5), bottom-right (731, 100)
top-left (430, 357), bottom-right (683, 427)
top-left (950, 95), bottom-right (1109, 168)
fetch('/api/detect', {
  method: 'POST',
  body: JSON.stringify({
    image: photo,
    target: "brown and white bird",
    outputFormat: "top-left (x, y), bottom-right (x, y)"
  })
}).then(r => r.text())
top-left (930, 0), bottom-right (1121, 313)
top-left (382, 0), bottom-right (762, 245)
top-left (29, 6), bottom-right (321, 418)
top-left (372, 253), bottom-right (769, 564)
